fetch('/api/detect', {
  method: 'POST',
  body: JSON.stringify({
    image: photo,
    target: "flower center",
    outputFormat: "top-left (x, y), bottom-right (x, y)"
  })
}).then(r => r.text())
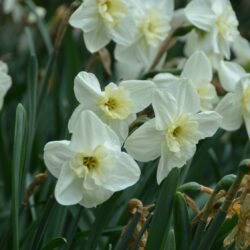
top-left (215, 5), bottom-right (238, 41)
top-left (105, 97), bottom-right (117, 111)
top-left (71, 152), bottom-right (100, 178)
top-left (165, 113), bottom-right (199, 153)
top-left (98, 0), bottom-right (127, 27)
top-left (82, 156), bottom-right (98, 170)
top-left (140, 9), bottom-right (170, 46)
top-left (99, 84), bottom-right (133, 120)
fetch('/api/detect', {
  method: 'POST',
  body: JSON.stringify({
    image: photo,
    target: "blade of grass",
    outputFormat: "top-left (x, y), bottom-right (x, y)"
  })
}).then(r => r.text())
top-left (145, 168), bottom-right (180, 250)
top-left (42, 237), bottom-right (67, 250)
top-left (11, 104), bottom-right (27, 250)
top-left (173, 192), bottom-right (191, 250)
top-left (85, 192), bottom-right (121, 250)
top-left (19, 34), bottom-right (38, 196)
top-left (30, 196), bottom-right (56, 250)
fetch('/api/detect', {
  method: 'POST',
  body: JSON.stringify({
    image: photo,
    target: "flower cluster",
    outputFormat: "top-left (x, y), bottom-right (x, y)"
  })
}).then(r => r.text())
top-left (43, 0), bottom-right (250, 208)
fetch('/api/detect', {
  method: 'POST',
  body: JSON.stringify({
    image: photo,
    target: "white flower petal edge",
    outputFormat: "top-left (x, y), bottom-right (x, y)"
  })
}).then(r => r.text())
top-left (0, 61), bottom-right (12, 110)
top-left (44, 141), bottom-right (74, 178)
top-left (70, 109), bottom-right (121, 153)
top-left (55, 162), bottom-right (83, 205)
top-left (218, 61), bottom-right (246, 92)
top-left (120, 80), bottom-right (155, 112)
top-left (79, 186), bottom-right (113, 208)
top-left (195, 111), bottom-right (222, 138)
top-left (74, 71), bottom-right (102, 106)
top-left (181, 51), bottom-right (212, 84)
top-left (215, 93), bottom-right (243, 131)
top-left (124, 119), bottom-right (162, 162)
top-left (185, 0), bottom-right (214, 31)
top-left (44, 110), bottom-right (140, 207)
top-left (181, 51), bottom-right (218, 110)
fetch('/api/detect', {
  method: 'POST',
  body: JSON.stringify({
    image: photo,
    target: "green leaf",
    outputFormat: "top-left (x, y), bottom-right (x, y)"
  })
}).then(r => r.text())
top-left (164, 229), bottom-right (176, 250)
top-left (20, 54), bottom-right (38, 192)
top-left (11, 104), bottom-right (27, 250)
top-left (85, 192), bottom-right (121, 250)
top-left (30, 197), bottom-right (56, 250)
top-left (115, 210), bottom-right (141, 250)
top-left (173, 192), bottom-right (191, 250)
top-left (145, 168), bottom-right (180, 250)
top-left (42, 237), bottom-right (67, 250)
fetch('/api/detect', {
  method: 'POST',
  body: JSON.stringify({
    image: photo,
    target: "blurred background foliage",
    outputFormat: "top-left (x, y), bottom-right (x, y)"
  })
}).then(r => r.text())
top-left (0, 0), bottom-right (250, 249)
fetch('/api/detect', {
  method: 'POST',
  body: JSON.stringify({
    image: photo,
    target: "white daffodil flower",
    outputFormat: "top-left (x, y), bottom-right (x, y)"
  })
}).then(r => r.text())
top-left (44, 110), bottom-right (140, 208)
top-left (153, 51), bottom-right (218, 110)
top-left (68, 71), bottom-right (154, 141)
top-left (216, 62), bottom-right (250, 137)
top-left (69, 0), bottom-right (136, 53)
top-left (115, 0), bottom-right (174, 78)
top-left (185, 0), bottom-right (239, 59)
top-left (0, 61), bottom-right (12, 110)
top-left (125, 79), bottom-right (221, 184)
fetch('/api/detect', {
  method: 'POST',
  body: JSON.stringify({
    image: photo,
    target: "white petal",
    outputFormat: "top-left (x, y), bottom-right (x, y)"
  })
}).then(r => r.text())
top-left (195, 111), bottom-right (222, 139)
top-left (0, 61), bottom-right (8, 74)
top-left (84, 21), bottom-right (110, 53)
top-left (120, 80), bottom-right (154, 113)
top-left (115, 60), bottom-right (143, 80)
top-left (153, 73), bottom-right (179, 90)
top-left (215, 93), bottom-right (243, 131)
top-left (0, 72), bottom-right (11, 109)
top-left (95, 152), bottom-right (140, 191)
top-left (109, 119), bottom-right (129, 143)
top-left (156, 147), bottom-right (174, 184)
top-left (110, 16), bottom-right (136, 46)
top-left (124, 119), bottom-right (162, 162)
top-left (70, 110), bottom-right (121, 152)
top-left (74, 71), bottom-right (102, 105)
top-left (172, 79), bottom-right (200, 114)
top-left (218, 61), bottom-right (246, 92)
top-left (44, 140), bottom-right (74, 178)
top-left (69, 3), bottom-right (99, 32)
top-left (152, 90), bottom-right (177, 129)
top-left (55, 163), bottom-right (83, 205)
top-left (68, 104), bottom-right (102, 133)
top-left (157, 142), bottom-right (196, 184)
top-left (185, 0), bottom-right (215, 31)
top-left (181, 51), bottom-right (212, 83)
top-left (79, 186), bottom-right (113, 208)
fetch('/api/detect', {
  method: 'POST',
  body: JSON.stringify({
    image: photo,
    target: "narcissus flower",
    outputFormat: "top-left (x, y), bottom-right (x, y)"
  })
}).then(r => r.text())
top-left (185, 0), bottom-right (239, 59)
top-left (216, 62), bottom-right (250, 137)
top-left (125, 80), bottom-right (221, 184)
top-left (153, 51), bottom-right (218, 110)
top-left (69, 71), bottom-right (154, 141)
top-left (115, 0), bottom-right (174, 77)
top-left (44, 110), bottom-right (140, 208)
top-left (0, 61), bottom-right (12, 110)
top-left (69, 0), bottom-right (135, 53)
